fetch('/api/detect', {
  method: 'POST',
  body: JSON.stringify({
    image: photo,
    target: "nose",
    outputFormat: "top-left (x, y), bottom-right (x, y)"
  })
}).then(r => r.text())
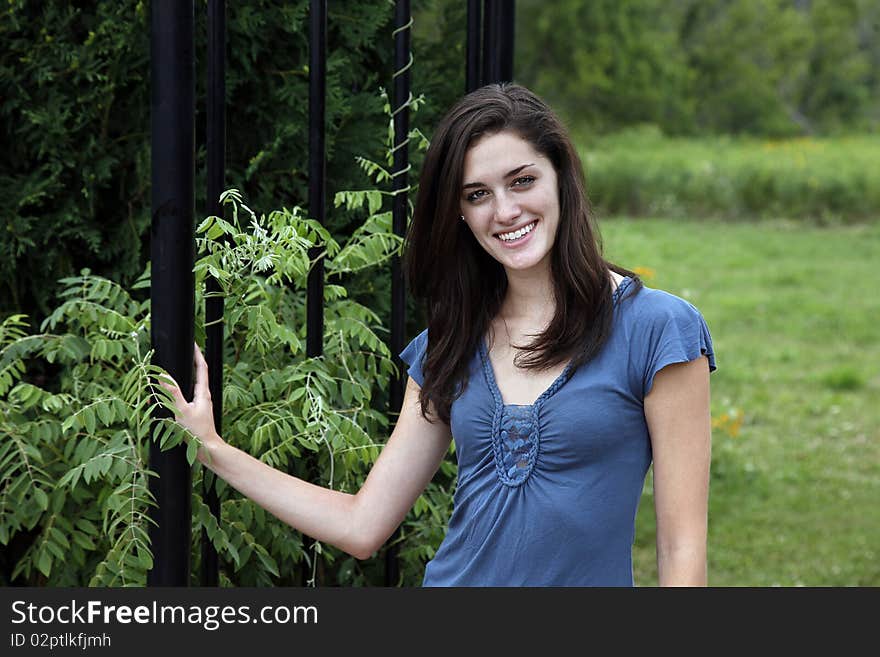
top-left (494, 192), bottom-right (521, 224)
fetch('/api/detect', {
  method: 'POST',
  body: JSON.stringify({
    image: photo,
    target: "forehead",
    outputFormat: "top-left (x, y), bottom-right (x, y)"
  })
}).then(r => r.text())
top-left (462, 131), bottom-right (548, 180)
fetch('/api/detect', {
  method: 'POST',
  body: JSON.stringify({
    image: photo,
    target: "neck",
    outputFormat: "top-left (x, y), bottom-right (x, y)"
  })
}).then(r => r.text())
top-left (500, 263), bottom-right (555, 326)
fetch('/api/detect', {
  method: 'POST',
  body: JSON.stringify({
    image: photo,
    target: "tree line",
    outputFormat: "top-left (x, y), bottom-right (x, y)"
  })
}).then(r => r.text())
top-left (514, 0), bottom-right (879, 137)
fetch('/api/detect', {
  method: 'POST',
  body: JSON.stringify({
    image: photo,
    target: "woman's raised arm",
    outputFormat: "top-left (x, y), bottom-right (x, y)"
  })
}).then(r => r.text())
top-left (163, 344), bottom-right (452, 560)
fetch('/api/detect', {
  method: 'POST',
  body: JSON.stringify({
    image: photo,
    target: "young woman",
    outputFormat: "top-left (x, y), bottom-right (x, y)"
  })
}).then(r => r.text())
top-left (165, 83), bottom-right (716, 586)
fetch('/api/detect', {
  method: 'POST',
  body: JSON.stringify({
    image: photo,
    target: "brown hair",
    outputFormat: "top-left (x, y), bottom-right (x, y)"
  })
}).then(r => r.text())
top-left (404, 83), bottom-right (640, 423)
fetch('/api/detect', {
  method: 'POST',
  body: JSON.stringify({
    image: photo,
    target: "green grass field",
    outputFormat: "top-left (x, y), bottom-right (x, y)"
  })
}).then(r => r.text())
top-left (599, 217), bottom-right (880, 586)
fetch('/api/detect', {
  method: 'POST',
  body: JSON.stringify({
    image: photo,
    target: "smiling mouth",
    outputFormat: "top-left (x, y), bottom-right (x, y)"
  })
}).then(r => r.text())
top-left (495, 219), bottom-right (538, 242)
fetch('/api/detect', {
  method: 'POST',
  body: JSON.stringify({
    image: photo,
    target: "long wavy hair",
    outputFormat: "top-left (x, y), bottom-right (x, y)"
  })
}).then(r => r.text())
top-left (404, 83), bottom-right (640, 424)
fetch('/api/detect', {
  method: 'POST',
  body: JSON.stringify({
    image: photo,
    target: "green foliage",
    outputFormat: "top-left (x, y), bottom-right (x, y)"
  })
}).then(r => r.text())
top-left (1, 1), bottom-right (151, 318)
top-left (410, 0), bottom-right (469, 136)
top-left (0, 189), bottom-right (445, 586)
top-left (799, 0), bottom-right (874, 133)
top-left (516, 0), bottom-right (879, 138)
top-left (517, 0), bottom-right (693, 135)
top-left (582, 132), bottom-right (880, 222)
top-left (189, 190), bottom-right (398, 587)
top-left (0, 91), bottom-right (449, 587)
top-left (0, 0), bottom-right (398, 322)
top-left (0, 274), bottom-right (167, 585)
top-left (3, 0), bottom-right (878, 324)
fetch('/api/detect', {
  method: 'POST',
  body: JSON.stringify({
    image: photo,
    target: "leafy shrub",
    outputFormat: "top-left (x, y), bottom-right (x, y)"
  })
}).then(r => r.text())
top-left (0, 100), bottom-right (453, 586)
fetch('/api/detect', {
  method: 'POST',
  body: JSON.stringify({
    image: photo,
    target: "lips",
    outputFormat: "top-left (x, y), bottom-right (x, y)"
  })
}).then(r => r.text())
top-left (495, 219), bottom-right (538, 242)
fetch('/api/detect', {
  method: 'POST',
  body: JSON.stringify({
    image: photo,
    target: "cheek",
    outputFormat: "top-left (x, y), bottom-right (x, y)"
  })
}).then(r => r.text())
top-left (467, 208), bottom-right (494, 232)
top-left (531, 181), bottom-right (556, 205)
top-left (535, 189), bottom-right (560, 220)
top-left (540, 194), bottom-right (561, 241)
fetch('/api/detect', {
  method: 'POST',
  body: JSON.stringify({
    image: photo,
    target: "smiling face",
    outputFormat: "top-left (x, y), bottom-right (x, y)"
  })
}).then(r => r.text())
top-left (460, 130), bottom-right (560, 276)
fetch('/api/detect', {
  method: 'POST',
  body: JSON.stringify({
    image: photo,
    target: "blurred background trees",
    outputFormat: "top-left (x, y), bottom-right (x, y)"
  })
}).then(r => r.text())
top-left (516, 0), bottom-right (878, 137)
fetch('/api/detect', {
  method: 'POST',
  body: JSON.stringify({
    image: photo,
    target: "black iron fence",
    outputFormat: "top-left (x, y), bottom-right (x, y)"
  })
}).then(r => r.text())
top-left (147, 0), bottom-right (514, 587)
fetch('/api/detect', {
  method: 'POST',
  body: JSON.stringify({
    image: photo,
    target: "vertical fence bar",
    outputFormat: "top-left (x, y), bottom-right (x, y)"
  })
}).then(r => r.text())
top-left (482, 0), bottom-right (515, 85)
top-left (481, 0), bottom-right (495, 86)
top-left (466, 0), bottom-right (482, 92)
top-left (202, 0), bottom-right (226, 587)
top-left (302, 0), bottom-right (327, 587)
top-left (497, 0), bottom-right (514, 83)
top-left (307, 0), bottom-right (326, 359)
top-left (148, 0), bottom-right (195, 587)
top-left (386, 0), bottom-right (412, 587)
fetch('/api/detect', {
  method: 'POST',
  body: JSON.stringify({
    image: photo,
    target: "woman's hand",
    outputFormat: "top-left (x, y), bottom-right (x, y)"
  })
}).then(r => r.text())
top-left (161, 342), bottom-right (225, 464)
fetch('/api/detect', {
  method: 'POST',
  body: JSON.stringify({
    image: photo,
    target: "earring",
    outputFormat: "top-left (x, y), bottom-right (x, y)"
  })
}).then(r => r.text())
top-left (460, 215), bottom-right (465, 221)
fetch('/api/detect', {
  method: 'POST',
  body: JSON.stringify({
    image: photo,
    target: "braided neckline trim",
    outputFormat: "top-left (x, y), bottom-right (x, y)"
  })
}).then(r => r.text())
top-left (479, 276), bottom-right (633, 488)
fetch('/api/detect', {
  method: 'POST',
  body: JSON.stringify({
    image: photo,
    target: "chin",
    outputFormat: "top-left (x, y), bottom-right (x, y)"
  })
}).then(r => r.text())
top-left (502, 253), bottom-right (546, 272)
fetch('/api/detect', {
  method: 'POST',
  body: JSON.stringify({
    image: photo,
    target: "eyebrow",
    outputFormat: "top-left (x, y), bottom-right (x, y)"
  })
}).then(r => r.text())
top-left (462, 163), bottom-right (535, 190)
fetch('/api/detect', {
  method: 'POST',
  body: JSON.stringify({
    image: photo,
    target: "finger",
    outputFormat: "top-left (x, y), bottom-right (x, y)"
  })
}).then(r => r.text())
top-left (158, 374), bottom-right (185, 405)
top-left (193, 342), bottom-right (211, 401)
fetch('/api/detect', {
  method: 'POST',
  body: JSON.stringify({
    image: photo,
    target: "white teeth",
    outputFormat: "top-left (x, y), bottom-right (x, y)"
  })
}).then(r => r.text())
top-left (498, 220), bottom-right (536, 242)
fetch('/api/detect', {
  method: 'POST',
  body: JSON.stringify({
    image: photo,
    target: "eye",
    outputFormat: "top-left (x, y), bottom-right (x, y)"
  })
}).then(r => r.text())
top-left (512, 175), bottom-right (535, 188)
top-left (466, 189), bottom-right (489, 203)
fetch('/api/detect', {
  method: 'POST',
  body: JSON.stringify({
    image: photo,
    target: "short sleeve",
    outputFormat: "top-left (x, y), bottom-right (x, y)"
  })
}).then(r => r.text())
top-left (399, 328), bottom-right (429, 387)
top-left (633, 290), bottom-right (717, 397)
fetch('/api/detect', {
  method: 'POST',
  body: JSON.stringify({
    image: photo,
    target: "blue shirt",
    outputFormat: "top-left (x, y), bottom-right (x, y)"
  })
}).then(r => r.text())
top-left (399, 277), bottom-right (717, 586)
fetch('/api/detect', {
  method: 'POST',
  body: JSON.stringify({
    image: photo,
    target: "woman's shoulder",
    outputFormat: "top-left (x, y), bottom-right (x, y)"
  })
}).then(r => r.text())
top-left (409, 327), bottom-right (429, 343)
top-left (617, 279), bottom-right (714, 348)
top-left (614, 279), bottom-right (717, 386)
top-left (399, 328), bottom-right (430, 387)
top-left (619, 279), bottom-right (707, 324)
top-left (401, 328), bottom-right (430, 361)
